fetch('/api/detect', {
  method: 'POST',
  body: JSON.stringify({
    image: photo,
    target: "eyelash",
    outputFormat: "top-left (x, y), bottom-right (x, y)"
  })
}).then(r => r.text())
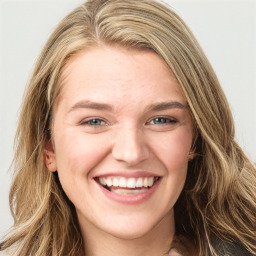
top-left (147, 116), bottom-right (177, 125)
top-left (80, 118), bottom-right (108, 127)
top-left (80, 116), bottom-right (177, 127)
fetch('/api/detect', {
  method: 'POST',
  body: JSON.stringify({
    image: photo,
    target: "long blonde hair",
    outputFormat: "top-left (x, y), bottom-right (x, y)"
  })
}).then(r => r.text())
top-left (1, 0), bottom-right (255, 255)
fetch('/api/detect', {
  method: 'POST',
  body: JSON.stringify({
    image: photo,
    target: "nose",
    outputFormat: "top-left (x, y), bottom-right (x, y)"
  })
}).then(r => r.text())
top-left (112, 125), bottom-right (150, 166)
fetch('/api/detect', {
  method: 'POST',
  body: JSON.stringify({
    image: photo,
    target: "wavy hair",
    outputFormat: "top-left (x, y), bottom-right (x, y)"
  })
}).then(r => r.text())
top-left (1, 0), bottom-right (255, 255)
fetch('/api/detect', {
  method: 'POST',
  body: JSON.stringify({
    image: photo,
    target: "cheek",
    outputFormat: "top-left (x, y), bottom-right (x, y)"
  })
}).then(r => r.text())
top-left (152, 129), bottom-right (192, 170)
top-left (54, 130), bottom-right (109, 178)
top-left (145, 130), bottom-right (192, 210)
top-left (53, 131), bottom-right (111, 205)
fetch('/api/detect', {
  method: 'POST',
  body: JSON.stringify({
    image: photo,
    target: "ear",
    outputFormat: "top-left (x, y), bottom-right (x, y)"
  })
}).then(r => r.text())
top-left (44, 140), bottom-right (57, 172)
top-left (188, 150), bottom-right (195, 161)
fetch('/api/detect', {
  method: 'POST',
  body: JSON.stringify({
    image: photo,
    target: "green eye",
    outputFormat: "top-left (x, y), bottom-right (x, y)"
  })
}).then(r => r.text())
top-left (150, 117), bottom-right (177, 125)
top-left (84, 119), bottom-right (107, 126)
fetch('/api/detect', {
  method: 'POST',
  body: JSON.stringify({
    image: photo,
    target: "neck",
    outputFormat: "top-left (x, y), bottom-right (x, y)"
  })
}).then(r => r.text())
top-left (80, 211), bottom-right (175, 256)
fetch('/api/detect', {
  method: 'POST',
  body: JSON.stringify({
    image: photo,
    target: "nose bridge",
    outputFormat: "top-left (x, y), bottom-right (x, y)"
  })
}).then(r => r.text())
top-left (112, 123), bottom-right (149, 166)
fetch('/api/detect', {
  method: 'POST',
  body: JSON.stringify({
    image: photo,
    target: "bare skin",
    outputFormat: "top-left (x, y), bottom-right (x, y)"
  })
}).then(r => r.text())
top-left (45, 46), bottom-right (193, 256)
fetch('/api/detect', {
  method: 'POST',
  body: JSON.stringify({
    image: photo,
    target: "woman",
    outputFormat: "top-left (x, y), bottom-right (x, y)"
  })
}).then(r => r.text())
top-left (0, 0), bottom-right (255, 255)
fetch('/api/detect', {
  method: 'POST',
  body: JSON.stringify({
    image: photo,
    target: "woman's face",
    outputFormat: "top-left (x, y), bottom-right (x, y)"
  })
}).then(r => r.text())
top-left (45, 46), bottom-right (193, 240)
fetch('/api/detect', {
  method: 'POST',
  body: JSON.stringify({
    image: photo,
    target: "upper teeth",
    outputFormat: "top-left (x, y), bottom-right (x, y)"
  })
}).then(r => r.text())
top-left (99, 177), bottom-right (156, 188)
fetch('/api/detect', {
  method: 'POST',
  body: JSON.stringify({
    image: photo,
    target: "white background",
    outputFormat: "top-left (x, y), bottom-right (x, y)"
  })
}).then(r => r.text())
top-left (0, 0), bottom-right (255, 238)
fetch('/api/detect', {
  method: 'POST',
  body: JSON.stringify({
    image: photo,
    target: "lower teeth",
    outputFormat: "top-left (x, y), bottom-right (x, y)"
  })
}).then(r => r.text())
top-left (110, 188), bottom-right (148, 195)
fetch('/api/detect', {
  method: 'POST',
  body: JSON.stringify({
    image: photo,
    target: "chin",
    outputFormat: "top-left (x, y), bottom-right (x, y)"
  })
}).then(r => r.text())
top-left (99, 213), bottom-right (170, 241)
top-left (106, 226), bottom-right (154, 240)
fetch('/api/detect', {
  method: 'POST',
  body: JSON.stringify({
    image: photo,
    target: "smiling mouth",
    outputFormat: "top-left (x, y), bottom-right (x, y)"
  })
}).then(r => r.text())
top-left (95, 176), bottom-right (160, 195)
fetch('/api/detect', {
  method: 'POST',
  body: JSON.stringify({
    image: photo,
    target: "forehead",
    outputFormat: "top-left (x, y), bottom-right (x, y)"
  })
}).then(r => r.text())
top-left (56, 46), bottom-right (186, 110)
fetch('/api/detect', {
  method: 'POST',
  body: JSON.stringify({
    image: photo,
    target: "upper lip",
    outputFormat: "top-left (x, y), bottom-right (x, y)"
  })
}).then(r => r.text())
top-left (93, 171), bottom-right (161, 179)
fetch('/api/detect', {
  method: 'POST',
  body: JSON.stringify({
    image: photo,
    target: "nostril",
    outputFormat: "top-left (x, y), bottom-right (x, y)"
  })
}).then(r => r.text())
top-left (111, 129), bottom-right (149, 165)
top-left (112, 142), bottom-right (149, 166)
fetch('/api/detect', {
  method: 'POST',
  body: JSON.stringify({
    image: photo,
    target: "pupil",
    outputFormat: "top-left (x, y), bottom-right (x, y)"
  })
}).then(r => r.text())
top-left (155, 118), bottom-right (166, 124)
top-left (91, 120), bottom-right (100, 125)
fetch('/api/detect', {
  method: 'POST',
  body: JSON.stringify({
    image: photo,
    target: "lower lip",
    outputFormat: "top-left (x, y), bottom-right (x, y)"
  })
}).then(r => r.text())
top-left (96, 179), bottom-right (161, 205)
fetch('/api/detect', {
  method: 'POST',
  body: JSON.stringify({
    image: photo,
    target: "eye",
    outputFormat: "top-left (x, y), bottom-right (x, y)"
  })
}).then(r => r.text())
top-left (148, 117), bottom-right (177, 125)
top-left (81, 118), bottom-right (108, 126)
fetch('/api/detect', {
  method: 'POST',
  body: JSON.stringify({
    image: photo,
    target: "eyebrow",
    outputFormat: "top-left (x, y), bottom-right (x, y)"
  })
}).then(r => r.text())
top-left (147, 101), bottom-right (187, 112)
top-left (68, 100), bottom-right (113, 113)
top-left (68, 100), bottom-right (187, 114)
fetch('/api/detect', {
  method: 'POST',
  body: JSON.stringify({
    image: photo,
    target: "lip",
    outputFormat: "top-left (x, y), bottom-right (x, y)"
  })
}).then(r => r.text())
top-left (94, 171), bottom-right (160, 179)
top-left (95, 176), bottom-right (161, 205)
